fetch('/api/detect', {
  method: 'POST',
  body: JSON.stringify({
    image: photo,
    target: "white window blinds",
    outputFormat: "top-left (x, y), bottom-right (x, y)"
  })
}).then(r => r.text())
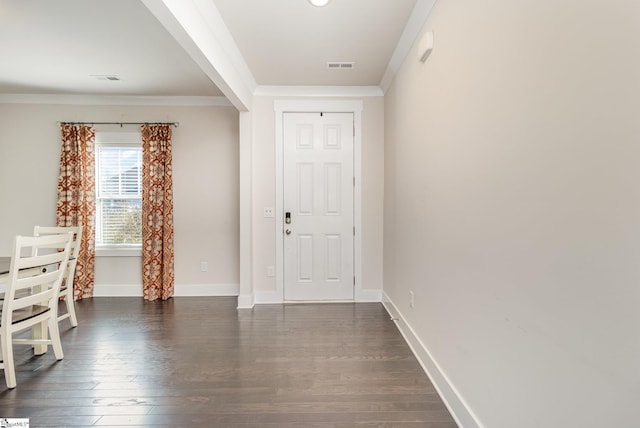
top-left (95, 139), bottom-right (142, 246)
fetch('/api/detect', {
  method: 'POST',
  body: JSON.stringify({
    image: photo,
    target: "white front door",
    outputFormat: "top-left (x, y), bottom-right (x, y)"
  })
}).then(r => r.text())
top-left (283, 112), bottom-right (354, 300)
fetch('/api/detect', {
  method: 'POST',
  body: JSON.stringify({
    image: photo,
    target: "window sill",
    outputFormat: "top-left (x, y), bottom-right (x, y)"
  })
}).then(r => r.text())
top-left (95, 247), bottom-right (142, 257)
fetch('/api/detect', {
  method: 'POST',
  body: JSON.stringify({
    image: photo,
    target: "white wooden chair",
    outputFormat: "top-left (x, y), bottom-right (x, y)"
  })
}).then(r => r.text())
top-left (33, 226), bottom-right (82, 327)
top-left (0, 233), bottom-right (72, 388)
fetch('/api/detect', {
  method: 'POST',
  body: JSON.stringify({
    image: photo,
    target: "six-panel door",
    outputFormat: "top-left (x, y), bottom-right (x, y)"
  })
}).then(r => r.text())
top-left (283, 112), bottom-right (354, 300)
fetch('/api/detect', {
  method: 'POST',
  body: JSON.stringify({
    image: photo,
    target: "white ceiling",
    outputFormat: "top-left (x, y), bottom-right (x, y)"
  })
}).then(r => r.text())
top-left (0, 0), bottom-right (222, 96)
top-left (212, 0), bottom-right (417, 87)
top-left (0, 0), bottom-right (421, 100)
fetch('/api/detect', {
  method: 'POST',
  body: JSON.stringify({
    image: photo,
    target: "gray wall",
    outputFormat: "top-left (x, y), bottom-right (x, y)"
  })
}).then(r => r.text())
top-left (0, 103), bottom-right (239, 295)
top-left (384, 0), bottom-right (640, 426)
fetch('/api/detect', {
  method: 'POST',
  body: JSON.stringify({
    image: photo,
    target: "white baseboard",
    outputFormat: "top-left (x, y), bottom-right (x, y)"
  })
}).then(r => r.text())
top-left (355, 288), bottom-right (382, 302)
top-left (254, 290), bottom-right (283, 304)
top-left (252, 289), bottom-right (382, 304)
top-left (382, 292), bottom-right (482, 428)
top-left (237, 293), bottom-right (255, 309)
top-left (93, 283), bottom-right (239, 297)
top-left (93, 284), bottom-right (141, 297)
top-left (175, 284), bottom-right (239, 296)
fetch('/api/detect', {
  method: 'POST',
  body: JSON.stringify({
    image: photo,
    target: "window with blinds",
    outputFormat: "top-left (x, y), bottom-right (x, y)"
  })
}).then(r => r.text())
top-left (95, 137), bottom-right (142, 247)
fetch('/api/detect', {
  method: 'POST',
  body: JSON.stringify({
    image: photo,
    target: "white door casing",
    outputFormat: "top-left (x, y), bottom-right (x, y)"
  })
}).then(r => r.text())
top-left (283, 112), bottom-right (354, 300)
top-left (269, 100), bottom-right (364, 305)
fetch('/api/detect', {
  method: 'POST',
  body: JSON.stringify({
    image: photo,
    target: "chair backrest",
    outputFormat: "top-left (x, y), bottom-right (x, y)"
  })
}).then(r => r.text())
top-left (1, 234), bottom-right (72, 324)
top-left (33, 226), bottom-right (82, 260)
top-left (33, 226), bottom-right (82, 281)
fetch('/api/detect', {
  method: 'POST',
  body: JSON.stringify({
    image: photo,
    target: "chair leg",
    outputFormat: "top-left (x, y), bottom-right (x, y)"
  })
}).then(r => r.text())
top-left (48, 317), bottom-right (64, 361)
top-left (64, 286), bottom-right (78, 328)
top-left (1, 332), bottom-right (17, 388)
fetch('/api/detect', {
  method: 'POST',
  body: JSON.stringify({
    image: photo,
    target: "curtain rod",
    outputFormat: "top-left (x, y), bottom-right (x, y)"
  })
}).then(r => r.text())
top-left (58, 121), bottom-right (179, 128)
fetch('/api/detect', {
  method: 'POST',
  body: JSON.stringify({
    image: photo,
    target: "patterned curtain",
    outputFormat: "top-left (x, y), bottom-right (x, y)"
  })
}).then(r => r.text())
top-left (141, 125), bottom-right (175, 301)
top-left (57, 125), bottom-right (96, 300)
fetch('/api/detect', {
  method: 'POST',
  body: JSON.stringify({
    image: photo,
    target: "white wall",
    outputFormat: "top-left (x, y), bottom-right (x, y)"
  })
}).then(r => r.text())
top-left (384, 0), bottom-right (640, 427)
top-left (0, 103), bottom-right (239, 296)
top-left (251, 95), bottom-right (385, 301)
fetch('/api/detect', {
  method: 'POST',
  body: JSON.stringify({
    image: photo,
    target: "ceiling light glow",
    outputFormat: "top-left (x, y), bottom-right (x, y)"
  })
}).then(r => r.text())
top-left (308, 0), bottom-right (331, 7)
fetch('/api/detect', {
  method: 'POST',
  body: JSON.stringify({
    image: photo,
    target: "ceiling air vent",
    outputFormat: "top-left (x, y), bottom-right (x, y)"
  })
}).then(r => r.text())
top-left (326, 62), bottom-right (355, 70)
top-left (91, 75), bottom-right (121, 81)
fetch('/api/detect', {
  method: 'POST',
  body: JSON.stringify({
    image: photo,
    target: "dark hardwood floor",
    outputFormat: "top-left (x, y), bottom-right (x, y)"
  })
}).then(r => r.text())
top-left (0, 297), bottom-right (457, 427)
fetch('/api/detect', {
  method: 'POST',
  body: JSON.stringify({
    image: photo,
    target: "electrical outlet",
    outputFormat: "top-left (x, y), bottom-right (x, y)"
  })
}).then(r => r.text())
top-left (409, 290), bottom-right (414, 309)
top-left (263, 207), bottom-right (274, 218)
top-left (200, 261), bottom-right (208, 272)
top-left (267, 265), bottom-right (275, 277)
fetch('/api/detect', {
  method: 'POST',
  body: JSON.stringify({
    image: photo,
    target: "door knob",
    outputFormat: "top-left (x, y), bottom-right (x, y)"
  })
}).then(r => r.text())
top-left (285, 229), bottom-right (292, 235)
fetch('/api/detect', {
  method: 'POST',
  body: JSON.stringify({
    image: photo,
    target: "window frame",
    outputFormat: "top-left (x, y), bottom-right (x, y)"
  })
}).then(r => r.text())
top-left (94, 132), bottom-right (143, 257)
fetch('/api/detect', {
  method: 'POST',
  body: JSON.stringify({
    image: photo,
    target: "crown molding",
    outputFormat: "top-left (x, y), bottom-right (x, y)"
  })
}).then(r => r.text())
top-left (379, 0), bottom-right (437, 93)
top-left (0, 94), bottom-right (232, 106)
top-left (254, 85), bottom-right (383, 98)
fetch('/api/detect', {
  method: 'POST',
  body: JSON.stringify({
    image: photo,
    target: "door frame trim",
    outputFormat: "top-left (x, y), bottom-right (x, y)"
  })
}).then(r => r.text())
top-left (274, 100), bottom-right (363, 302)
